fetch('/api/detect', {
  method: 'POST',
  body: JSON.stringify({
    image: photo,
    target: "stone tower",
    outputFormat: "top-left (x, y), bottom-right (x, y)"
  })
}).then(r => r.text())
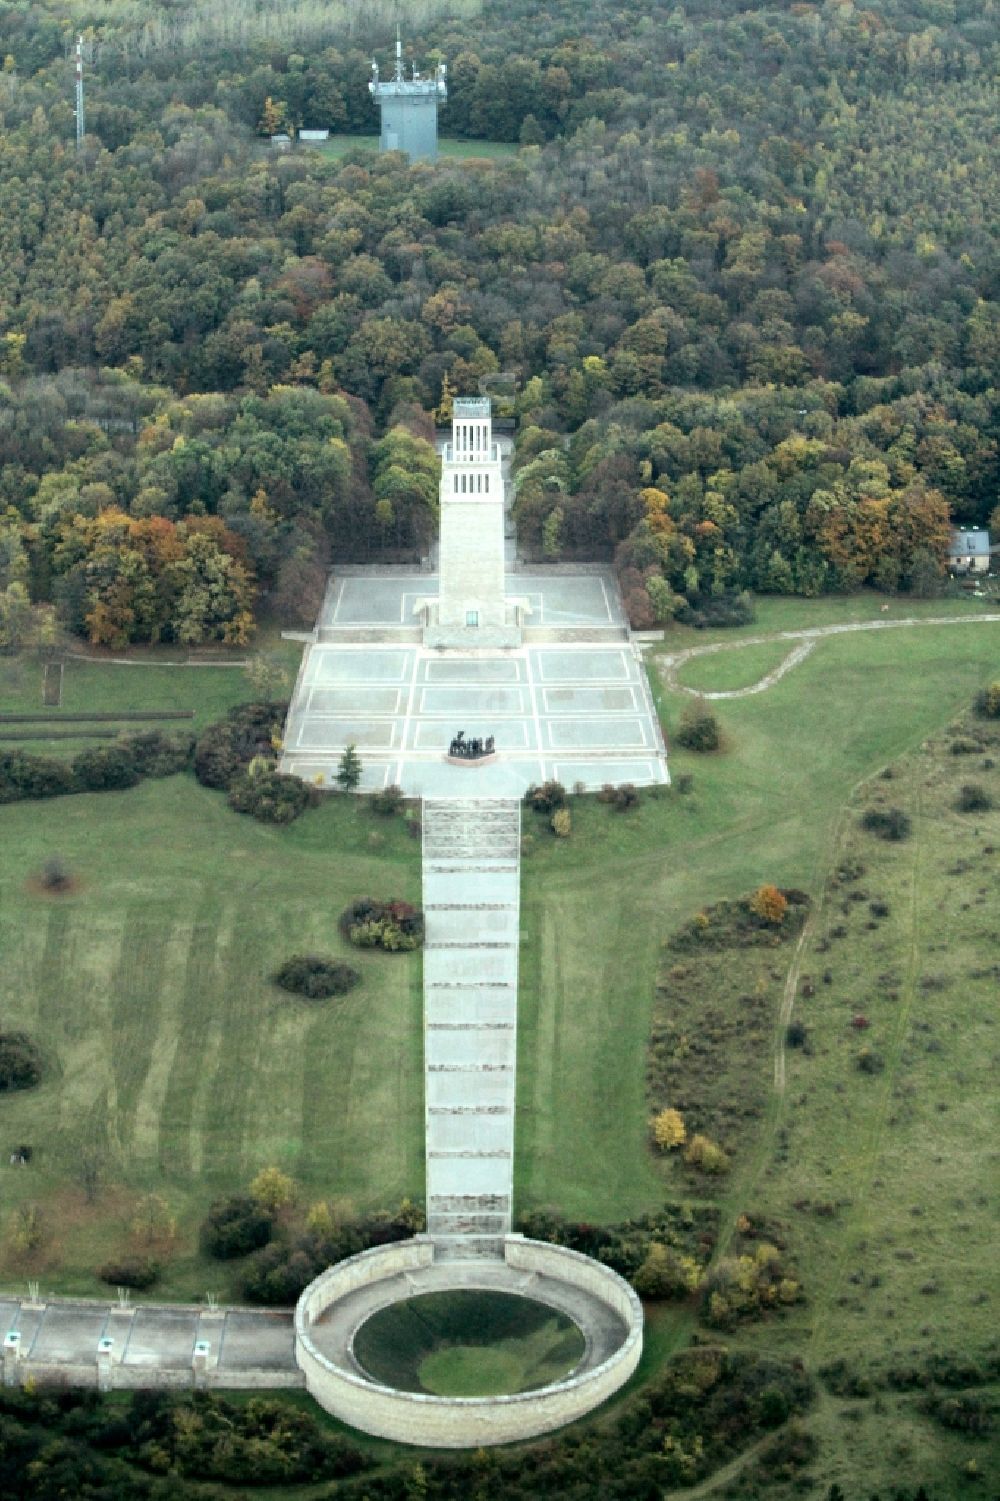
top-left (369, 29), bottom-right (446, 163)
top-left (423, 397), bottom-right (521, 648)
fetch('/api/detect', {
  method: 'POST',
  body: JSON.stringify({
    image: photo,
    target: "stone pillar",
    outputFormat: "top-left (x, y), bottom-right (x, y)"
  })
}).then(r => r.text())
top-left (192, 1339), bottom-right (211, 1389)
top-left (96, 1336), bottom-right (114, 1392)
top-left (3, 1331), bottom-right (20, 1387)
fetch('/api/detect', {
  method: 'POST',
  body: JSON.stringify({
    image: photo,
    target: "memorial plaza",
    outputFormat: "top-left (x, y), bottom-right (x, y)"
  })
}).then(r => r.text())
top-left (279, 569), bottom-right (668, 795)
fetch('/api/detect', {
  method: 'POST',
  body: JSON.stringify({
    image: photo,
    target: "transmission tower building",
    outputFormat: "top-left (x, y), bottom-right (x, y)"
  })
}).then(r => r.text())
top-left (369, 28), bottom-right (446, 162)
top-left (75, 35), bottom-right (85, 149)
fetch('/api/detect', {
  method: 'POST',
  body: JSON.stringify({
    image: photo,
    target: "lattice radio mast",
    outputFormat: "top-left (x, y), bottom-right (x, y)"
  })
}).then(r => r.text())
top-left (75, 35), bottom-right (85, 150)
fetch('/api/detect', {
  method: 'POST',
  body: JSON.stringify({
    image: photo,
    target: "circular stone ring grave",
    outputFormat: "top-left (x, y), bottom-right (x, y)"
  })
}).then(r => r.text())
top-left (294, 1235), bottom-right (642, 1447)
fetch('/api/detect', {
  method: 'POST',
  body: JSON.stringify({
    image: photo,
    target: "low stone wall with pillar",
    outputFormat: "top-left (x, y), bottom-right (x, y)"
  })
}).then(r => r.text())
top-left (293, 1235), bottom-right (643, 1447)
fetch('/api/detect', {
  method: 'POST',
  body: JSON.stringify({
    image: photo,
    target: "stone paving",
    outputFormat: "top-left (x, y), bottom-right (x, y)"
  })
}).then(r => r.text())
top-left (422, 799), bottom-right (521, 1259)
top-left (1, 1296), bottom-right (298, 1389)
top-left (281, 628), bottom-right (668, 795)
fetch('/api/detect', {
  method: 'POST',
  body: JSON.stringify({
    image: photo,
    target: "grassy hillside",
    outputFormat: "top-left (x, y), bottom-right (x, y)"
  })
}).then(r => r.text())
top-left (516, 619), bottom-right (999, 1224)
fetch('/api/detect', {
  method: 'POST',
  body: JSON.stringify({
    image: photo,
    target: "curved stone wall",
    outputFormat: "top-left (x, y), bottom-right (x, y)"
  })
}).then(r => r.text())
top-left (294, 1235), bottom-right (643, 1447)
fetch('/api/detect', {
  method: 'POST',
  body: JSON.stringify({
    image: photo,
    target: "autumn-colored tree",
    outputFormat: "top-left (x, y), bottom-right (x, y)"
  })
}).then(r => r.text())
top-left (651, 1107), bottom-right (687, 1150)
top-left (685, 1134), bottom-right (731, 1174)
top-left (749, 885), bottom-right (788, 925)
top-left (249, 1167), bottom-right (296, 1215)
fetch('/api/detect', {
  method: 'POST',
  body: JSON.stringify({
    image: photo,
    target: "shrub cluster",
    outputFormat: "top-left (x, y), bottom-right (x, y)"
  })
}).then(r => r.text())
top-left (239, 1200), bottom-right (426, 1306)
top-left (0, 1345), bottom-right (812, 1498)
top-left (0, 1032), bottom-right (44, 1092)
top-left (685, 1133), bottom-right (731, 1174)
top-left (271, 955), bottom-right (361, 1000)
top-left (973, 682), bottom-right (1000, 719)
top-left (956, 782), bottom-right (992, 812)
top-left (702, 1238), bottom-right (803, 1330)
top-left (676, 700), bottom-right (721, 752)
top-left (369, 784), bottom-right (405, 816)
top-left (338, 898), bottom-right (424, 952)
top-left (193, 702), bottom-right (286, 790)
top-left (126, 1391), bottom-right (370, 1486)
top-left (97, 1256), bottom-right (159, 1291)
top-left (860, 805), bottom-right (912, 840)
top-left (0, 731), bottom-right (193, 805)
top-left (516, 1203), bottom-right (718, 1285)
top-left (675, 592), bottom-right (756, 631)
top-left (524, 779), bottom-right (567, 814)
top-left (227, 767), bottom-right (318, 824)
top-left (669, 888), bottom-right (810, 952)
top-left (200, 1195), bottom-right (274, 1260)
top-left (597, 781), bottom-right (641, 809)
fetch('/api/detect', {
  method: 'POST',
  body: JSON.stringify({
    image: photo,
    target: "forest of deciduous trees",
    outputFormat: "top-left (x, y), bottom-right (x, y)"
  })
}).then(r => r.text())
top-left (0, 0), bottom-right (997, 645)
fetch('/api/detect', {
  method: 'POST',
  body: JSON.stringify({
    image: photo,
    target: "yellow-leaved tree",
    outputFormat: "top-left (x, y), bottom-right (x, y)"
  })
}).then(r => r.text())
top-left (651, 1107), bottom-right (687, 1151)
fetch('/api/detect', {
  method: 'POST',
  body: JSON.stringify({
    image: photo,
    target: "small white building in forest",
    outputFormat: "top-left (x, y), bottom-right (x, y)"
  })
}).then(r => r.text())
top-left (947, 528), bottom-right (991, 573)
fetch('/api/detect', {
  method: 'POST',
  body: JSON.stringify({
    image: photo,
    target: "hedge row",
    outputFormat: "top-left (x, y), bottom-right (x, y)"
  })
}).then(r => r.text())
top-left (0, 729), bottom-right (119, 742)
top-left (0, 710), bottom-right (195, 723)
top-left (0, 732), bottom-right (193, 803)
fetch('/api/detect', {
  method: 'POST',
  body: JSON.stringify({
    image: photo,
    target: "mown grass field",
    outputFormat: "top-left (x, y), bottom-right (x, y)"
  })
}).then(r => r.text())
top-left (674, 637), bottom-right (795, 693)
top-left (304, 134), bottom-right (518, 161)
top-left (0, 775), bottom-right (423, 1300)
top-left (672, 587), bottom-right (997, 647)
top-left (0, 647), bottom-right (304, 761)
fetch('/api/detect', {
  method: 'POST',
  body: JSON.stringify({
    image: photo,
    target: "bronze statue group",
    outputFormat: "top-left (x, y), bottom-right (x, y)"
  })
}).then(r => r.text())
top-left (448, 730), bottom-right (495, 760)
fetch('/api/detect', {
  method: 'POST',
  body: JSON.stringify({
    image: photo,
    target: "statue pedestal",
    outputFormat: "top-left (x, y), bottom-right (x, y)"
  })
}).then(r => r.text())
top-left (444, 753), bottom-right (499, 768)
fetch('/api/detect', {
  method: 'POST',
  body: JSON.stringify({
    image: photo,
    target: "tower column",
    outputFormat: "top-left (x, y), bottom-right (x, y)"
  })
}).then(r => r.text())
top-left (425, 397), bottom-right (518, 648)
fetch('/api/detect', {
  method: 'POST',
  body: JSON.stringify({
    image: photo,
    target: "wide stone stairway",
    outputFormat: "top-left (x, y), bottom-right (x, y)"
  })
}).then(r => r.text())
top-left (421, 798), bottom-right (521, 1260)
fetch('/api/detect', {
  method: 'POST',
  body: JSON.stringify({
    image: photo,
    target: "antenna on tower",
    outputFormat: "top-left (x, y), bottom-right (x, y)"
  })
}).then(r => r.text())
top-left (75, 35), bottom-right (85, 150)
top-left (394, 24), bottom-right (403, 83)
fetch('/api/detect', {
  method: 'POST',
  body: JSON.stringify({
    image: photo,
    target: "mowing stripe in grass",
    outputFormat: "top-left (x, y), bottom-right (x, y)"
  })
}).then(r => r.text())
top-left (36, 902), bottom-right (72, 1052)
top-left (110, 918), bottom-right (172, 1159)
top-left (131, 921), bottom-right (194, 1172)
top-left (178, 911), bottom-right (244, 1182)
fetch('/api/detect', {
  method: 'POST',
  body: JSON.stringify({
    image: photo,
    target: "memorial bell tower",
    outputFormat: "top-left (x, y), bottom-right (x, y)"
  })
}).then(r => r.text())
top-left (423, 398), bottom-right (522, 648)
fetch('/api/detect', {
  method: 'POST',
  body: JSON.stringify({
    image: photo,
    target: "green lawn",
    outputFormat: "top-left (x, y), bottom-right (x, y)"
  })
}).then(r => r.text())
top-left (0, 647), bottom-right (301, 754)
top-left (674, 637), bottom-right (794, 693)
top-left (353, 1290), bottom-right (584, 1396)
top-left (657, 587), bottom-right (997, 650)
top-left (304, 134), bottom-right (518, 161)
top-left (0, 778), bottom-right (423, 1300)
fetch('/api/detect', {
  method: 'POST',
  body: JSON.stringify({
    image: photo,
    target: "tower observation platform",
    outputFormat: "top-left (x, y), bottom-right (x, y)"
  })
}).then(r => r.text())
top-left (369, 29), bottom-right (446, 162)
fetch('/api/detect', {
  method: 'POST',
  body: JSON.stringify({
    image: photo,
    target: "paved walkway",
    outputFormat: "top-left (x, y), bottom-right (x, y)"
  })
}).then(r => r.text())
top-left (1, 1295), bottom-right (298, 1390)
top-left (422, 799), bottom-right (521, 1258)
